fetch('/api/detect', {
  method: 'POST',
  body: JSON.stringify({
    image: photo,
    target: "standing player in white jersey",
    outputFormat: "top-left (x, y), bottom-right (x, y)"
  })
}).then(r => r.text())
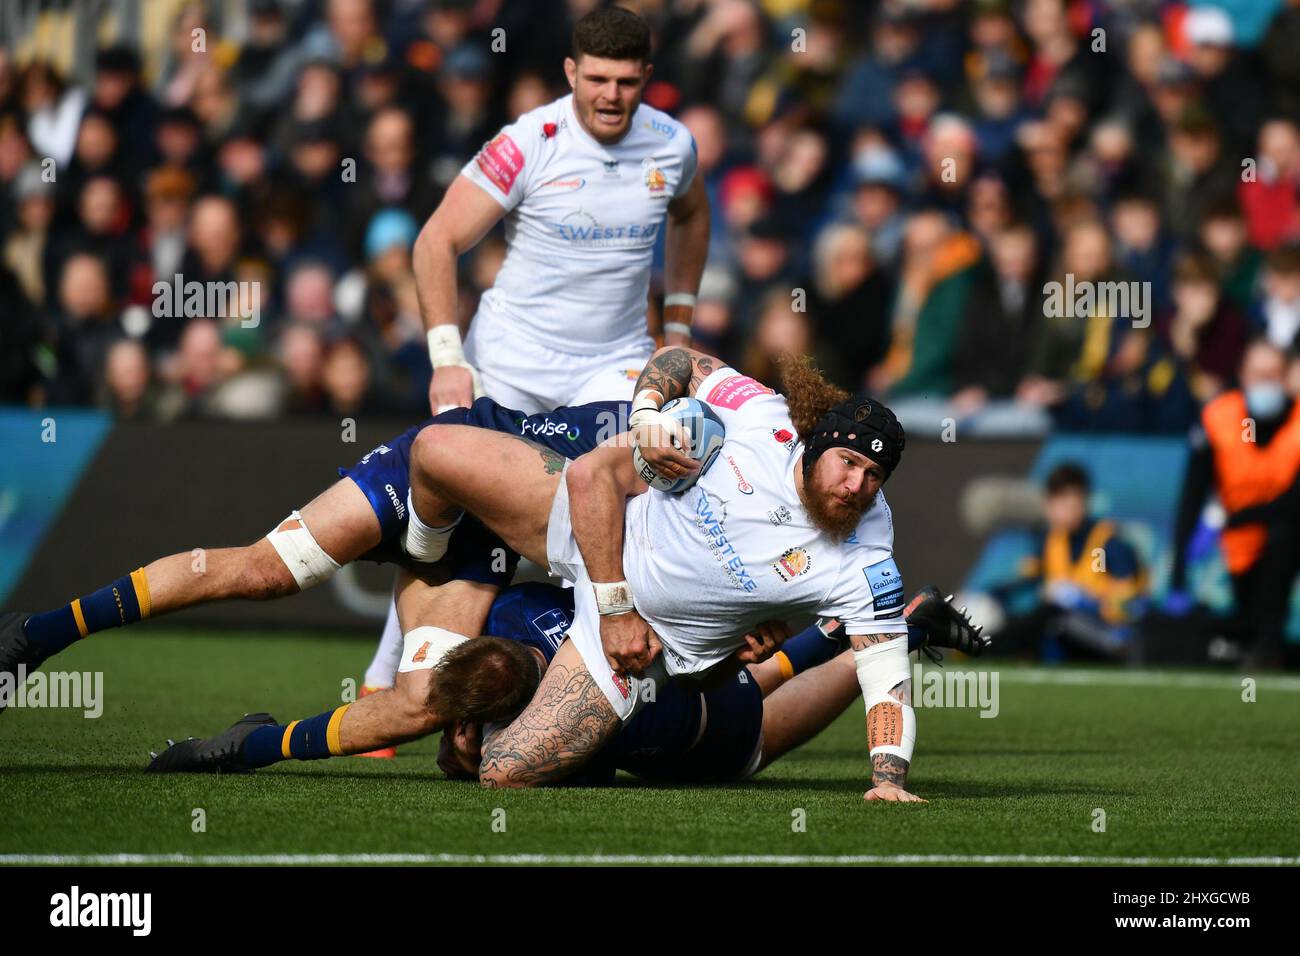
top-left (417, 6), bottom-right (707, 412)
top-left (402, 346), bottom-right (925, 802)
top-left (357, 7), bottom-right (711, 713)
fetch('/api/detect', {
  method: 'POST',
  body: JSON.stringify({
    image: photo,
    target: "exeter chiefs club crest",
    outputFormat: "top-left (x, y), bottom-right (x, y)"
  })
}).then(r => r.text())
top-left (642, 156), bottom-right (666, 194)
top-left (773, 547), bottom-right (811, 582)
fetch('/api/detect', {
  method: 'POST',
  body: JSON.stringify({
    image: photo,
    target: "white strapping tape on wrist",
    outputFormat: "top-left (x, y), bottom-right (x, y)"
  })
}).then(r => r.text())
top-left (427, 326), bottom-right (486, 401)
top-left (398, 626), bottom-right (471, 673)
top-left (630, 388), bottom-right (662, 417)
top-left (664, 293), bottom-right (697, 308)
top-left (663, 322), bottom-right (693, 338)
top-left (427, 325), bottom-right (465, 367)
top-left (629, 389), bottom-right (682, 445)
top-left (593, 580), bottom-right (636, 616)
top-left (266, 510), bottom-right (341, 590)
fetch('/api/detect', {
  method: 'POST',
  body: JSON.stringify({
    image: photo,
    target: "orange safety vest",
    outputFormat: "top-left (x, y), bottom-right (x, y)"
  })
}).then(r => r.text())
top-left (1201, 391), bottom-right (1300, 574)
top-left (1042, 519), bottom-right (1141, 624)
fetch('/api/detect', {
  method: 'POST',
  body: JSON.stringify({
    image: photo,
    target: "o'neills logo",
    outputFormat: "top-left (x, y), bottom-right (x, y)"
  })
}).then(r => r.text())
top-left (727, 456), bottom-right (753, 494)
top-left (384, 483), bottom-right (406, 519)
top-left (773, 547), bottom-right (811, 582)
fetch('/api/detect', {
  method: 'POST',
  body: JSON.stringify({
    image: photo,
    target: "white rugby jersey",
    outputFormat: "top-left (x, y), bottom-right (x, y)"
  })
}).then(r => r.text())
top-left (460, 94), bottom-right (698, 354)
top-left (622, 368), bottom-right (909, 677)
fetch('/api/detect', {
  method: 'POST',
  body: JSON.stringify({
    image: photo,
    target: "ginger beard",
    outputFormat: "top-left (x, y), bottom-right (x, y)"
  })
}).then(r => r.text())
top-left (799, 453), bottom-right (880, 541)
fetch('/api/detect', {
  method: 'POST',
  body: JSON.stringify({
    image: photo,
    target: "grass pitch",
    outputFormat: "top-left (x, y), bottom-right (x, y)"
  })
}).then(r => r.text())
top-left (1, 629), bottom-right (1298, 865)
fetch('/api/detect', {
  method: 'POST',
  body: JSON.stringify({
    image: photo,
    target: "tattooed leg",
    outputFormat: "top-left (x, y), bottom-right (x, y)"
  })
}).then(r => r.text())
top-left (852, 632), bottom-right (922, 800)
top-left (865, 672), bottom-right (912, 787)
top-left (478, 639), bottom-right (620, 788)
top-left (871, 681), bottom-right (914, 784)
top-left (408, 424), bottom-right (562, 567)
top-left (504, 433), bottom-right (568, 475)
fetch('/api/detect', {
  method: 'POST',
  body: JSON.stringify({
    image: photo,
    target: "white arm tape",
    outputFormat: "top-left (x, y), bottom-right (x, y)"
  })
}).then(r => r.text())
top-left (629, 388), bottom-right (687, 450)
top-left (266, 511), bottom-right (341, 590)
top-left (398, 626), bottom-right (471, 673)
top-left (663, 321), bottom-right (693, 338)
top-left (427, 325), bottom-right (466, 367)
top-left (427, 326), bottom-right (486, 400)
top-left (593, 580), bottom-right (636, 616)
top-left (630, 388), bottom-right (663, 418)
top-left (664, 293), bottom-right (697, 308)
top-left (853, 636), bottom-right (915, 762)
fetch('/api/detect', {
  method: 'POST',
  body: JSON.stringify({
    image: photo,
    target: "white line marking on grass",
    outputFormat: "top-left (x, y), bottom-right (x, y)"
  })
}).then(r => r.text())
top-left (991, 668), bottom-right (1300, 693)
top-left (1, 853), bottom-right (1296, 866)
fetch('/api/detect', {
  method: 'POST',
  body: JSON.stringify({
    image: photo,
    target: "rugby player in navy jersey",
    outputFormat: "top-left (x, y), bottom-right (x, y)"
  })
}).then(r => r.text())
top-left (0, 398), bottom-right (629, 757)
top-left (145, 578), bottom-right (983, 776)
top-left (438, 582), bottom-right (986, 787)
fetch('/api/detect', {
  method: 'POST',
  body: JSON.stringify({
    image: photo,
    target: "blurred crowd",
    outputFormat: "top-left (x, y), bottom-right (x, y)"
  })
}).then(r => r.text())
top-left (2, 0), bottom-right (1300, 430)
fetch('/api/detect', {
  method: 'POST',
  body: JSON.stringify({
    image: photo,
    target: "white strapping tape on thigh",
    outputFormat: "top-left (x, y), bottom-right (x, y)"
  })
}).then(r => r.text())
top-left (853, 635), bottom-right (915, 762)
top-left (265, 510), bottom-right (341, 590)
top-left (398, 626), bottom-right (470, 673)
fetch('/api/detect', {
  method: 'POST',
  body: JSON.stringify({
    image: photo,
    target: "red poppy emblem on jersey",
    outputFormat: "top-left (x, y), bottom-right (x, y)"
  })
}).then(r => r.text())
top-left (774, 429), bottom-right (793, 444)
top-left (543, 122), bottom-right (558, 138)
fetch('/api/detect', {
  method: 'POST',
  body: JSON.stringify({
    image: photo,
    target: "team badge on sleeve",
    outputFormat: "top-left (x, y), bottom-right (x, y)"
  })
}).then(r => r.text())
top-left (706, 375), bottom-right (774, 410)
top-left (476, 133), bottom-right (524, 195)
top-left (862, 557), bottom-right (904, 611)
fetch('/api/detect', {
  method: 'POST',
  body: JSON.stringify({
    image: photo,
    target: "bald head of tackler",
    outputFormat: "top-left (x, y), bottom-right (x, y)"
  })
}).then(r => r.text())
top-left (801, 396), bottom-right (905, 482)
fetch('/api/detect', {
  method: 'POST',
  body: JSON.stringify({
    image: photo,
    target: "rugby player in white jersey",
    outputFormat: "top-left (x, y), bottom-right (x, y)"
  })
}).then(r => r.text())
top-left (402, 346), bottom-right (925, 802)
top-left (416, 6), bottom-right (707, 412)
top-left (358, 6), bottom-right (710, 715)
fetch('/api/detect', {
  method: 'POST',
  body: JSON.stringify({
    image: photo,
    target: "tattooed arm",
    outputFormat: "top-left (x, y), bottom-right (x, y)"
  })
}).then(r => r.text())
top-left (478, 643), bottom-right (622, 788)
top-left (630, 346), bottom-right (721, 477)
top-left (633, 345), bottom-right (720, 405)
top-left (851, 632), bottom-right (927, 804)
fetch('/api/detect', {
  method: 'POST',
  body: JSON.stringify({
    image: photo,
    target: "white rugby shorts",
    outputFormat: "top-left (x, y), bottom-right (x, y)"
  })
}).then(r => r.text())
top-left (465, 311), bottom-right (652, 414)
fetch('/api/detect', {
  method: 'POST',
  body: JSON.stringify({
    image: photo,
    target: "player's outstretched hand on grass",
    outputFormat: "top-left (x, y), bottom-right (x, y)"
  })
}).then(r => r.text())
top-left (601, 609), bottom-right (661, 676)
top-left (864, 785), bottom-right (928, 803)
top-left (736, 620), bottom-right (791, 664)
top-left (631, 416), bottom-right (698, 481)
top-left (429, 364), bottom-right (474, 413)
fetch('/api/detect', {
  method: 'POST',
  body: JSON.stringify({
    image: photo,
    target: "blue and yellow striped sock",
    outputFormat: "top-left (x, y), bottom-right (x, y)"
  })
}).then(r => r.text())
top-left (241, 706), bottom-right (351, 769)
top-left (23, 568), bottom-right (152, 655)
top-left (772, 624), bottom-right (926, 683)
top-left (773, 622), bottom-right (846, 682)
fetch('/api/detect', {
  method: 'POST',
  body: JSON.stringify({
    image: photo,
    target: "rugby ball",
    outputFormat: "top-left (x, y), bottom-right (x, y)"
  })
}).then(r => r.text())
top-left (632, 397), bottom-right (726, 493)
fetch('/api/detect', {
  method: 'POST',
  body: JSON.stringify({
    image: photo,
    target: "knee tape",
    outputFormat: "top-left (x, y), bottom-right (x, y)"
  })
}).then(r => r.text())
top-left (266, 511), bottom-right (341, 590)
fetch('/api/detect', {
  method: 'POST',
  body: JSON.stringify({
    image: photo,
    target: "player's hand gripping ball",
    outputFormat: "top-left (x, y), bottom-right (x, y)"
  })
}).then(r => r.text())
top-left (632, 397), bottom-right (725, 493)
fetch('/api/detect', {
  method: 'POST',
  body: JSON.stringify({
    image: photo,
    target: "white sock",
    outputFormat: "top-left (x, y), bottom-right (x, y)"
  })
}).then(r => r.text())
top-left (363, 597), bottom-right (404, 689)
top-left (401, 489), bottom-right (460, 563)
